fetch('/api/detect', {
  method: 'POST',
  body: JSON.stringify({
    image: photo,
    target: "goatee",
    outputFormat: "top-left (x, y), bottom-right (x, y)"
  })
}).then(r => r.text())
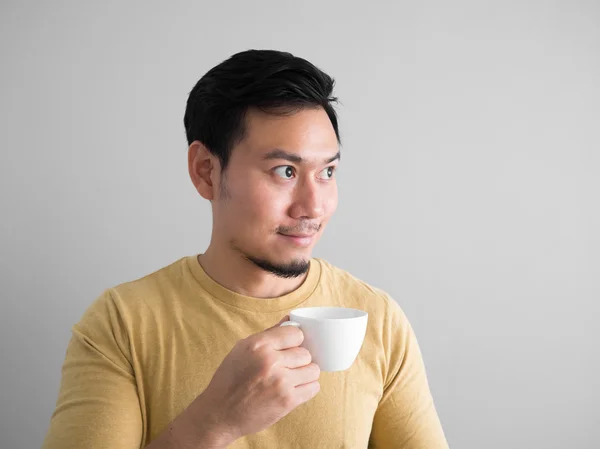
top-left (246, 256), bottom-right (310, 279)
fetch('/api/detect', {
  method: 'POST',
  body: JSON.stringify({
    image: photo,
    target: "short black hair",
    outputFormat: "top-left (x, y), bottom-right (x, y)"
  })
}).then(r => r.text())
top-left (183, 49), bottom-right (340, 171)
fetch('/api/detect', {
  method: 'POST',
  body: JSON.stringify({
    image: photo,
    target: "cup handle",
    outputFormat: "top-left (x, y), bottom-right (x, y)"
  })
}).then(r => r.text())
top-left (280, 320), bottom-right (301, 328)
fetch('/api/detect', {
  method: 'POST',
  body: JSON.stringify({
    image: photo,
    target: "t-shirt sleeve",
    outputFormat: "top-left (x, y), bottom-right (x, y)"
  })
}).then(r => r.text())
top-left (369, 296), bottom-right (449, 449)
top-left (42, 289), bottom-right (144, 449)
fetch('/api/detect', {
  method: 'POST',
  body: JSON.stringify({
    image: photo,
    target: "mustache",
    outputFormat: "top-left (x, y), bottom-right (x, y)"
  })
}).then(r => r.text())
top-left (276, 222), bottom-right (322, 234)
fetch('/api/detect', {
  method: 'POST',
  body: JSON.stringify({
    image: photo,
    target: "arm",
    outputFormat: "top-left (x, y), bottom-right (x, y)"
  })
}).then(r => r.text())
top-left (42, 290), bottom-right (143, 449)
top-left (42, 290), bottom-right (233, 449)
top-left (145, 395), bottom-right (235, 449)
top-left (369, 298), bottom-right (449, 449)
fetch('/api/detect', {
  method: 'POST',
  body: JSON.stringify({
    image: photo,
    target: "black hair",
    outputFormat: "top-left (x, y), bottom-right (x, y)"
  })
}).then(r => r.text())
top-left (183, 49), bottom-right (340, 171)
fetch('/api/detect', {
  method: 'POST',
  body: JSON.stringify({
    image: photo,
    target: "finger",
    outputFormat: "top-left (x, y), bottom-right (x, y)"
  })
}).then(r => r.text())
top-left (265, 315), bottom-right (290, 331)
top-left (278, 346), bottom-right (312, 369)
top-left (294, 379), bottom-right (321, 405)
top-left (288, 362), bottom-right (320, 387)
top-left (262, 324), bottom-right (304, 350)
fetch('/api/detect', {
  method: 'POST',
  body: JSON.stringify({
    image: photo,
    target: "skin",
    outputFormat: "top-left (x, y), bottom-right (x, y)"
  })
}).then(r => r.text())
top-left (188, 106), bottom-right (340, 298)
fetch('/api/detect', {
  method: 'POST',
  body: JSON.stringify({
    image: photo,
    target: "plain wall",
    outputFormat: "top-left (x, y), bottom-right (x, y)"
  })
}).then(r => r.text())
top-left (1, 1), bottom-right (598, 448)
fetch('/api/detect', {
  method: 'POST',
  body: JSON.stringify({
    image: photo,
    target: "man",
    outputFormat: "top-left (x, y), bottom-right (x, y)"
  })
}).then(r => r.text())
top-left (42, 49), bottom-right (449, 449)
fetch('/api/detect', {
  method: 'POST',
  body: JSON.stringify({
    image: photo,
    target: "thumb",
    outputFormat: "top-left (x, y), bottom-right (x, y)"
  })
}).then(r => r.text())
top-left (267, 315), bottom-right (290, 330)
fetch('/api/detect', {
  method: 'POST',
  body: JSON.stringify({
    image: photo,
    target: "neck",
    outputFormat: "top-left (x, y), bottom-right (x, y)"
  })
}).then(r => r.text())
top-left (198, 243), bottom-right (309, 299)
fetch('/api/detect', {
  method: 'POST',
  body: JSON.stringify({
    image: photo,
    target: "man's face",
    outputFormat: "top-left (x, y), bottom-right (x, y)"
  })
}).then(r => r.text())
top-left (212, 107), bottom-right (339, 277)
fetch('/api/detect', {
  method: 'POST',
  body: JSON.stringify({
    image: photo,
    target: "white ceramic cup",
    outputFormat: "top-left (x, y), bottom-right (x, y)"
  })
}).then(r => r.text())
top-left (280, 306), bottom-right (368, 372)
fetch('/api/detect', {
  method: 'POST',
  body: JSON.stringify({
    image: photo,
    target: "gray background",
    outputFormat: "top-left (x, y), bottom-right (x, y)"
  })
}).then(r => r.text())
top-left (1, 1), bottom-right (598, 448)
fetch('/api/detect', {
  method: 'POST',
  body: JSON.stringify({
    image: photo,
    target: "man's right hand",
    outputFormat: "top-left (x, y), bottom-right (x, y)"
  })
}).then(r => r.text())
top-left (179, 316), bottom-right (321, 447)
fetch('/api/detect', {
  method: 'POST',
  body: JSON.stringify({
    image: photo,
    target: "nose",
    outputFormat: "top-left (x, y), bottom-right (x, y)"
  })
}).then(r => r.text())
top-left (289, 178), bottom-right (325, 220)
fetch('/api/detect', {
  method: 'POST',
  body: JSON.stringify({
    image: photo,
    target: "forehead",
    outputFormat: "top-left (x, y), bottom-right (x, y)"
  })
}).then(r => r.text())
top-left (236, 107), bottom-right (339, 161)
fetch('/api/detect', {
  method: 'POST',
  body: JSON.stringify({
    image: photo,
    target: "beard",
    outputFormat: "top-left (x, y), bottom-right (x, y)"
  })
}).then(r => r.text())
top-left (228, 223), bottom-right (319, 279)
top-left (230, 239), bottom-right (311, 278)
top-left (245, 254), bottom-right (310, 279)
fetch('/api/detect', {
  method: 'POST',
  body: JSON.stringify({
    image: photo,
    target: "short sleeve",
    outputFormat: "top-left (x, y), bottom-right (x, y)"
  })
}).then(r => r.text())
top-left (42, 290), bottom-right (144, 449)
top-left (369, 296), bottom-right (449, 449)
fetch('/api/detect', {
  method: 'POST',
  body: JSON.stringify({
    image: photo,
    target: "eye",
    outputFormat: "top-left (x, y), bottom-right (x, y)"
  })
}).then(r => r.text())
top-left (318, 166), bottom-right (336, 180)
top-left (274, 166), bottom-right (295, 179)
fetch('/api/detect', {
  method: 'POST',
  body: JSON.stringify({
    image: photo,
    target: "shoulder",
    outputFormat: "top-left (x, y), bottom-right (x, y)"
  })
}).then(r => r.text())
top-left (110, 256), bottom-right (190, 302)
top-left (79, 256), bottom-right (190, 329)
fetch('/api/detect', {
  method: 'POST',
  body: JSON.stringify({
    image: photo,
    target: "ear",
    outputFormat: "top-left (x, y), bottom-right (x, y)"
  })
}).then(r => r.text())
top-left (188, 141), bottom-right (216, 200)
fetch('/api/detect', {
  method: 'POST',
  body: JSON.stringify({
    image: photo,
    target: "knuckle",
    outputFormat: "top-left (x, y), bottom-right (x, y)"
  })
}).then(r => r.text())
top-left (257, 359), bottom-right (276, 379)
top-left (245, 336), bottom-right (266, 353)
top-left (273, 375), bottom-right (294, 402)
top-left (280, 391), bottom-right (296, 409)
top-left (273, 373), bottom-right (288, 392)
top-left (260, 351), bottom-right (278, 369)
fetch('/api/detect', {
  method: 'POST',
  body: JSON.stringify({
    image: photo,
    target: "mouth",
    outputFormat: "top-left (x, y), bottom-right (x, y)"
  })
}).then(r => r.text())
top-left (277, 232), bottom-right (316, 247)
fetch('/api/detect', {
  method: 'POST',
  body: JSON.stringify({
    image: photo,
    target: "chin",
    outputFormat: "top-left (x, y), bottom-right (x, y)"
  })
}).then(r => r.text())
top-left (281, 247), bottom-right (314, 261)
top-left (246, 253), bottom-right (311, 279)
top-left (270, 247), bottom-right (313, 264)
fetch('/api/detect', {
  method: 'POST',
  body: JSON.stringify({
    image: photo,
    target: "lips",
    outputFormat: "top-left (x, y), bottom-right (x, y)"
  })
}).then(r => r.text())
top-left (277, 232), bottom-right (316, 247)
top-left (279, 233), bottom-right (315, 238)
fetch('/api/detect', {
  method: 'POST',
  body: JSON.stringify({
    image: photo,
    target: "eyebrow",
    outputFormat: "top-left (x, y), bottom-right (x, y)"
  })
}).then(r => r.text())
top-left (262, 149), bottom-right (341, 164)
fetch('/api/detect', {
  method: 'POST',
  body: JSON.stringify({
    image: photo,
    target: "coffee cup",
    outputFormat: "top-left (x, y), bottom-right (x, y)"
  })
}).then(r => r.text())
top-left (280, 306), bottom-right (368, 372)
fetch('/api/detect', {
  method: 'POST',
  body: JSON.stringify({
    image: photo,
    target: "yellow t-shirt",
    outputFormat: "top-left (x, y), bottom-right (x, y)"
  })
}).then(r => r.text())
top-left (42, 255), bottom-right (449, 449)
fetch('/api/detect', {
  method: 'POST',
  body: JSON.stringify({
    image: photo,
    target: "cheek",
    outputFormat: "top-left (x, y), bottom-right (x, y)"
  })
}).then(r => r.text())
top-left (324, 184), bottom-right (339, 216)
top-left (232, 182), bottom-right (289, 229)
